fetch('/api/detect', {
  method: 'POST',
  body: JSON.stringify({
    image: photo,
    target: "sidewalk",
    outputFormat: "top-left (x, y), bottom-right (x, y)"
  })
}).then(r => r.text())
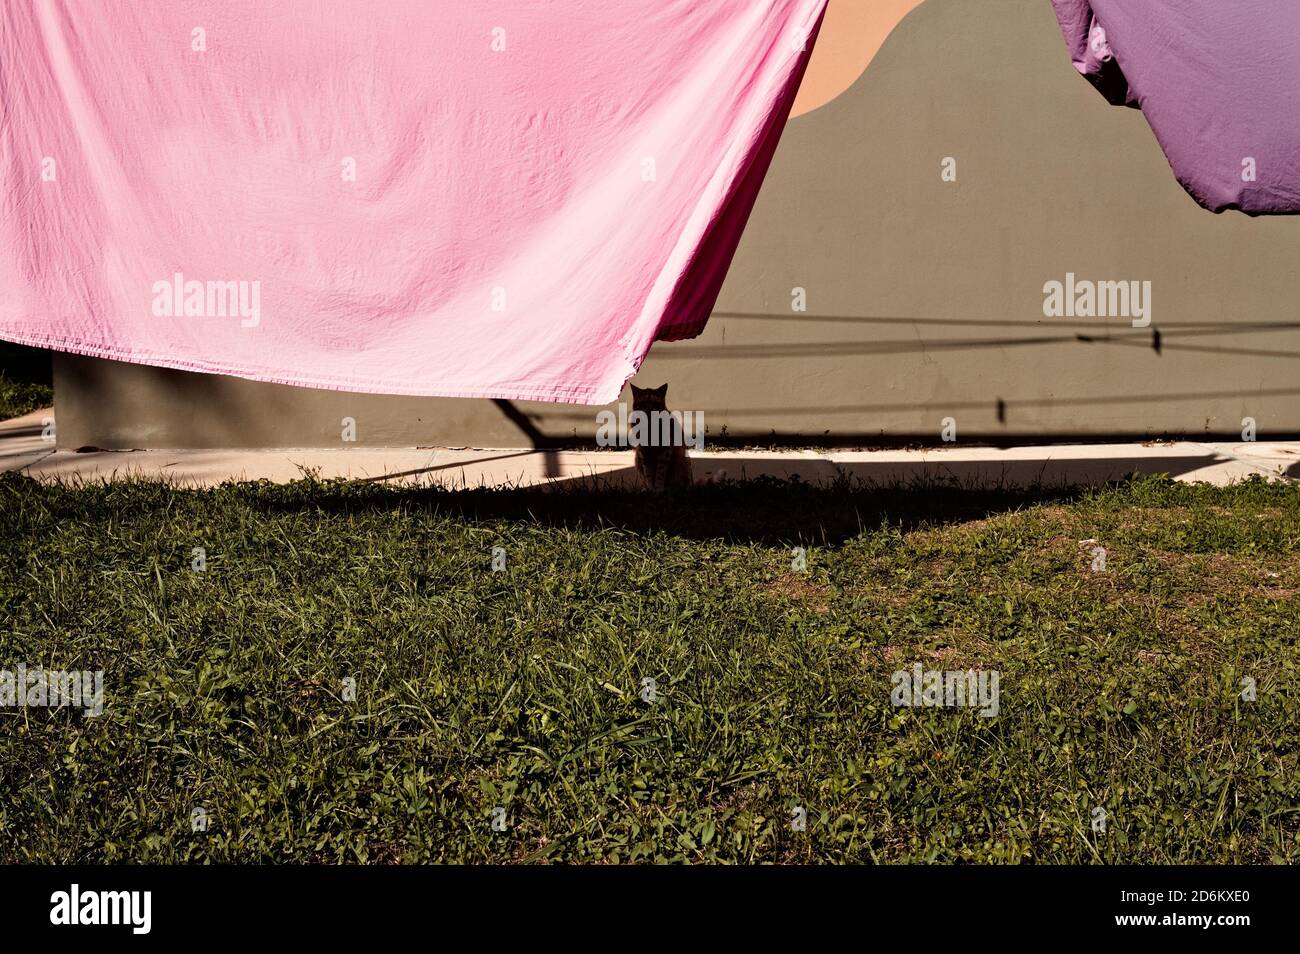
top-left (3, 410), bottom-right (1297, 489)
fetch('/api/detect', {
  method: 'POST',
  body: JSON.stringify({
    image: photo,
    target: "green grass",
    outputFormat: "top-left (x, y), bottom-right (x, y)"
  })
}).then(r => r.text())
top-left (0, 471), bottom-right (1297, 863)
top-left (0, 343), bottom-right (52, 420)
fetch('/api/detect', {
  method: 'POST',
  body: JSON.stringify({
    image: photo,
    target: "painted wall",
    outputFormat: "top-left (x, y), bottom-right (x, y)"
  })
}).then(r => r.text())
top-left (55, 0), bottom-right (1300, 449)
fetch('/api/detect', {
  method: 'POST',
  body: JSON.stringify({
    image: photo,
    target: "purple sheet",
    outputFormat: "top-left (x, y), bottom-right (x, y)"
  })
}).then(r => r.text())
top-left (1051, 0), bottom-right (1300, 214)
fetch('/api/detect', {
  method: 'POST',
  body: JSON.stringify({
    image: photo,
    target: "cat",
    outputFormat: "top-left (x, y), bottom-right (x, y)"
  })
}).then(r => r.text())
top-left (629, 383), bottom-right (693, 492)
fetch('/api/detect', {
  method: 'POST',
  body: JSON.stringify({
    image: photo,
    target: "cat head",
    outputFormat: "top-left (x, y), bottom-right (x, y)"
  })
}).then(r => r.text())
top-left (629, 383), bottom-right (668, 410)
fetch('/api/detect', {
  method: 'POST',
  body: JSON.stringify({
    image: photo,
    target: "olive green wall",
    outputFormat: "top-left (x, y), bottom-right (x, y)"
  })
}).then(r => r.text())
top-left (54, 0), bottom-right (1300, 449)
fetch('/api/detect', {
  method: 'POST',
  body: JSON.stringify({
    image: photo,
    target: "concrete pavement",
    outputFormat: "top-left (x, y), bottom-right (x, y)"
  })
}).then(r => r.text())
top-left (3, 410), bottom-right (1297, 489)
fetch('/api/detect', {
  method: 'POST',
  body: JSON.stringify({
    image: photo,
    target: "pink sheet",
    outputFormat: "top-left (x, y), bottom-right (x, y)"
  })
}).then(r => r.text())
top-left (0, 1), bottom-right (826, 403)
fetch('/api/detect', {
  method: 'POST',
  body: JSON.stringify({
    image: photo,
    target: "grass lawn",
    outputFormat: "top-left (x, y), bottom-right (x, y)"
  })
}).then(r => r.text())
top-left (1, 471), bottom-right (1297, 863)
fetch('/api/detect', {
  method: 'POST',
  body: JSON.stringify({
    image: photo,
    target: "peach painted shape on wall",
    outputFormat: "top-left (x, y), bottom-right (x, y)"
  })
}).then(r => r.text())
top-left (791, 0), bottom-right (925, 117)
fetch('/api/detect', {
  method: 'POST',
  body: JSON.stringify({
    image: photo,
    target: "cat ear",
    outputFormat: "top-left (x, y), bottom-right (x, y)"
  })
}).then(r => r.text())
top-left (629, 384), bottom-right (644, 396)
top-left (654, 384), bottom-right (668, 397)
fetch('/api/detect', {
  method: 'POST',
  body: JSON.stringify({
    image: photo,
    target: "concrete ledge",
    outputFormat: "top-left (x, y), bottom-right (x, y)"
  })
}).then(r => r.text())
top-left (4, 411), bottom-right (1295, 489)
top-left (0, 409), bottom-right (56, 472)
